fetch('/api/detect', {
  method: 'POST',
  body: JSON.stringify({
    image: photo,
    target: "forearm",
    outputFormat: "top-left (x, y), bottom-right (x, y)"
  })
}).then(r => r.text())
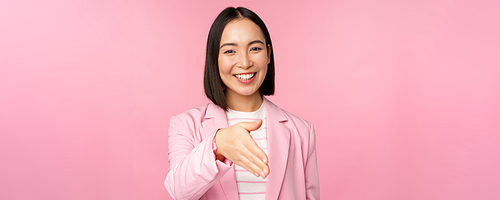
top-left (165, 116), bottom-right (233, 199)
top-left (165, 132), bottom-right (233, 199)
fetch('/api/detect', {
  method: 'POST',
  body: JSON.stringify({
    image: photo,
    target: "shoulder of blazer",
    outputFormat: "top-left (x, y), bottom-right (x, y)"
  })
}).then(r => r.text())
top-left (264, 97), bottom-right (313, 134)
top-left (172, 103), bottom-right (209, 125)
top-left (172, 101), bottom-right (228, 124)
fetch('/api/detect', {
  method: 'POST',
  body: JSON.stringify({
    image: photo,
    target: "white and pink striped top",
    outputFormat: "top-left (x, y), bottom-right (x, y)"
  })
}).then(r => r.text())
top-left (226, 101), bottom-right (267, 200)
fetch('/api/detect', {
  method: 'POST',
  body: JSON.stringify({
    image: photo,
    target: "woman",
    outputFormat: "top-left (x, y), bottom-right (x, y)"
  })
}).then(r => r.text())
top-left (165, 7), bottom-right (319, 200)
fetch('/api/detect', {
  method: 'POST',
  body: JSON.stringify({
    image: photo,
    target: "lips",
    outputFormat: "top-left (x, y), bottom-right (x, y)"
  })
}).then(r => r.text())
top-left (234, 73), bottom-right (256, 81)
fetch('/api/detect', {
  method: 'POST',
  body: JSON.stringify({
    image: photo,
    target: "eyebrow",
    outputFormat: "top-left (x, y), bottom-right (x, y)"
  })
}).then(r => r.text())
top-left (220, 40), bottom-right (265, 48)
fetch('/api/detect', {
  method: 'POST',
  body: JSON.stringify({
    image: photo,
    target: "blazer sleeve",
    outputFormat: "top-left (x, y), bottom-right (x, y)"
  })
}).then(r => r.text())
top-left (305, 123), bottom-right (320, 200)
top-left (164, 115), bottom-right (233, 200)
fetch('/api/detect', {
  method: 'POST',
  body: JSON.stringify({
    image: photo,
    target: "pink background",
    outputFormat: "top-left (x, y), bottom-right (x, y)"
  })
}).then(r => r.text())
top-left (1, 0), bottom-right (499, 199)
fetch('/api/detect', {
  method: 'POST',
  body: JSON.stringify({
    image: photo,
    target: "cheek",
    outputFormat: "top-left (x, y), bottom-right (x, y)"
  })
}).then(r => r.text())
top-left (218, 57), bottom-right (232, 75)
top-left (255, 55), bottom-right (269, 71)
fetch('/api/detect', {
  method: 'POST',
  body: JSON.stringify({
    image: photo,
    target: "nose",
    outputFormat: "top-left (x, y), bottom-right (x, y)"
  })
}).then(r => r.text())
top-left (237, 52), bottom-right (252, 69)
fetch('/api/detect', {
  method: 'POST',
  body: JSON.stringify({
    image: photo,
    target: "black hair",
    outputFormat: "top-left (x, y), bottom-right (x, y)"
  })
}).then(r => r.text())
top-left (203, 7), bottom-right (275, 111)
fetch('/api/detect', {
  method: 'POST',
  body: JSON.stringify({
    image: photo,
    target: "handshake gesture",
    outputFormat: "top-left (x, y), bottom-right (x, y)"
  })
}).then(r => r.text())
top-left (214, 119), bottom-right (269, 178)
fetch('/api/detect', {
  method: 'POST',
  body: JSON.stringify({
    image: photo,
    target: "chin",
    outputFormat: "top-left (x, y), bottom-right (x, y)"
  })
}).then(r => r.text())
top-left (235, 88), bottom-right (260, 96)
top-left (237, 91), bottom-right (258, 96)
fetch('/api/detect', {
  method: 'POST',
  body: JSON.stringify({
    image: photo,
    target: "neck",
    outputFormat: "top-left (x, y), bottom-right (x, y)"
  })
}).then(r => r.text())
top-left (225, 90), bottom-right (263, 112)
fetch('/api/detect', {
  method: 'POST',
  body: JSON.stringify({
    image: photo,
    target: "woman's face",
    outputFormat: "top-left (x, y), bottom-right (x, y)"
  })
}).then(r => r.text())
top-left (218, 18), bottom-right (271, 98)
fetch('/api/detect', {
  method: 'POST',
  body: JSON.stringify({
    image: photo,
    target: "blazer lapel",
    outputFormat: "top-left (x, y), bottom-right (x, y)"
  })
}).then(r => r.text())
top-left (264, 98), bottom-right (290, 200)
top-left (201, 102), bottom-right (239, 200)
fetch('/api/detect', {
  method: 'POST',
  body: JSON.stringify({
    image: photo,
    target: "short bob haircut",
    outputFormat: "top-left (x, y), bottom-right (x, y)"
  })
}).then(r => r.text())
top-left (204, 7), bottom-right (275, 111)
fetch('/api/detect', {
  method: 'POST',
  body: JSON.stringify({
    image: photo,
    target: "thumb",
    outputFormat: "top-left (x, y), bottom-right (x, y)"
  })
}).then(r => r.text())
top-left (238, 119), bottom-right (263, 132)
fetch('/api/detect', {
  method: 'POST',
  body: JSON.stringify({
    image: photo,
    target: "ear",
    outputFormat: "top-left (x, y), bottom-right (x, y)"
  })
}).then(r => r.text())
top-left (267, 44), bottom-right (272, 64)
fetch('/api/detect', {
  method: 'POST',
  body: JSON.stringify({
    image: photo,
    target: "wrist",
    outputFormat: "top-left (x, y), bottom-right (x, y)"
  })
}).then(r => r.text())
top-left (213, 129), bottom-right (226, 161)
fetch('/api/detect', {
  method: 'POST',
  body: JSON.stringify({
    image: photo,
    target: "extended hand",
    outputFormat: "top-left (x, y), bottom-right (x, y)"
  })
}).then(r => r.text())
top-left (214, 119), bottom-right (269, 178)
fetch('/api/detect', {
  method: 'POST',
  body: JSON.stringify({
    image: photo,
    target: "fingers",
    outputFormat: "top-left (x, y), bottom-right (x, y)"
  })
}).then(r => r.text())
top-left (238, 154), bottom-right (266, 177)
top-left (238, 145), bottom-right (269, 178)
top-left (241, 138), bottom-right (269, 177)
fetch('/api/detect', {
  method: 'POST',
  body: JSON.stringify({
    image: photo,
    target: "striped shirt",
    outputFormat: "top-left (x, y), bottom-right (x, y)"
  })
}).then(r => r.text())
top-left (225, 102), bottom-right (267, 200)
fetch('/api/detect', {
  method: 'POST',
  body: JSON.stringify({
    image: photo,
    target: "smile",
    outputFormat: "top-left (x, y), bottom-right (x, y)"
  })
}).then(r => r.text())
top-left (234, 73), bottom-right (256, 81)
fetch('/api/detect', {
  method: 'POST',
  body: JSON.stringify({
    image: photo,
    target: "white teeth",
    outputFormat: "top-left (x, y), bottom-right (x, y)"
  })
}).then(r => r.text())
top-left (235, 73), bottom-right (255, 80)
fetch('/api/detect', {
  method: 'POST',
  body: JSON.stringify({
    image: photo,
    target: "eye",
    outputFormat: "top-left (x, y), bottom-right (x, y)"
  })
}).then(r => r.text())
top-left (223, 49), bottom-right (235, 54)
top-left (250, 47), bottom-right (262, 51)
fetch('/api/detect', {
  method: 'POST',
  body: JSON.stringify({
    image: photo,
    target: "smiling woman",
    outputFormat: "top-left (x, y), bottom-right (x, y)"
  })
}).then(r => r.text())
top-left (218, 18), bottom-right (271, 111)
top-left (164, 7), bottom-right (319, 200)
